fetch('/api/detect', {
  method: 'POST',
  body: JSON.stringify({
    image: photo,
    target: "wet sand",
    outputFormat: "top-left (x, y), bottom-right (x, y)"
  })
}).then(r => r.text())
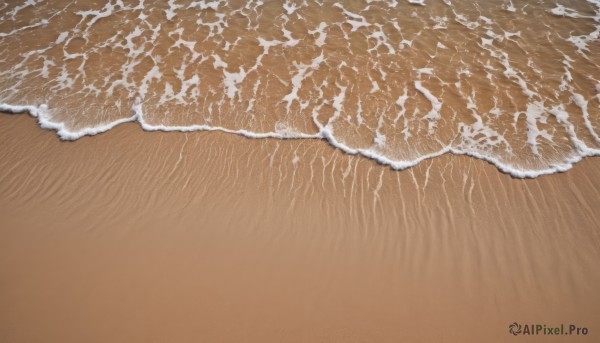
top-left (1, 112), bottom-right (599, 342)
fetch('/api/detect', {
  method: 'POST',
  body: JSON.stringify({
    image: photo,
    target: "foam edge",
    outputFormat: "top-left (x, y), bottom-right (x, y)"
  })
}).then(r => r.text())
top-left (1, 102), bottom-right (598, 179)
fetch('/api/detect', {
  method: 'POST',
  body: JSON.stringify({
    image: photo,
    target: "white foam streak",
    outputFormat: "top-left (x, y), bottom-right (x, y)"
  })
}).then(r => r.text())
top-left (0, 103), bottom-right (137, 141)
top-left (572, 93), bottom-right (600, 143)
top-left (408, 0), bottom-right (425, 6)
top-left (414, 80), bottom-right (442, 133)
top-left (5, 101), bottom-right (597, 178)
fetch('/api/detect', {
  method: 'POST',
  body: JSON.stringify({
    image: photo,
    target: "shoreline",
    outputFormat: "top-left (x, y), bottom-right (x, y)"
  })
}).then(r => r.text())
top-left (1, 106), bottom-right (598, 179)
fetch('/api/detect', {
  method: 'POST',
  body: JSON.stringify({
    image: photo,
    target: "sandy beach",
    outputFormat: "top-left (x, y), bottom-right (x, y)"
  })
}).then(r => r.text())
top-left (2, 0), bottom-right (600, 341)
top-left (1, 113), bottom-right (599, 342)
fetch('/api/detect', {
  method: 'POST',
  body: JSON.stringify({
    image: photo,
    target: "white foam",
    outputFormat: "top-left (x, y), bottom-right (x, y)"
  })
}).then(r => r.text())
top-left (414, 70), bottom-right (443, 134)
top-left (432, 16), bottom-right (447, 30)
top-left (282, 28), bottom-right (300, 47)
top-left (0, 103), bottom-right (137, 141)
top-left (356, 99), bottom-right (365, 126)
top-left (138, 65), bottom-right (162, 99)
top-left (283, 54), bottom-right (325, 112)
top-left (3, 0), bottom-right (600, 180)
top-left (325, 84), bottom-right (347, 129)
top-left (223, 68), bottom-right (247, 100)
top-left (505, 0), bottom-right (516, 12)
top-left (283, 1), bottom-right (298, 15)
top-left (572, 92), bottom-right (600, 143)
top-left (334, 3), bottom-right (371, 31)
top-left (408, 0), bottom-right (425, 6)
top-left (455, 14), bottom-right (480, 29)
top-left (189, 0), bottom-right (222, 11)
top-left (308, 23), bottom-right (328, 47)
top-left (212, 54), bottom-right (228, 69)
top-left (4, 100), bottom-right (600, 178)
top-left (369, 27), bottom-right (396, 53)
top-left (0, 19), bottom-right (48, 38)
top-left (550, 5), bottom-right (589, 18)
top-left (55, 32), bottom-right (69, 45)
top-left (521, 101), bottom-right (552, 156)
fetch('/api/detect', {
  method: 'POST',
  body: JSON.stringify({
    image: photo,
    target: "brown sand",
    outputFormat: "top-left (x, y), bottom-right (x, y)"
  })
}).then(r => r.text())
top-left (1, 113), bottom-right (599, 342)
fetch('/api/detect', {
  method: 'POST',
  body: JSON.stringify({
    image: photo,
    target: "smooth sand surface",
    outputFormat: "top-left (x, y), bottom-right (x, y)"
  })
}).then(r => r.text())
top-left (1, 113), bottom-right (599, 342)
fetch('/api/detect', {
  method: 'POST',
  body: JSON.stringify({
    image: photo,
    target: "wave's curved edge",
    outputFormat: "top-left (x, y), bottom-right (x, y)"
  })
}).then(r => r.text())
top-left (2, 102), bottom-right (598, 179)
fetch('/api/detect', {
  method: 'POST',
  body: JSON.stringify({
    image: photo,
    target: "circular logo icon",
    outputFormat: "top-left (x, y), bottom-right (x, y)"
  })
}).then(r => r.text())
top-left (509, 322), bottom-right (522, 336)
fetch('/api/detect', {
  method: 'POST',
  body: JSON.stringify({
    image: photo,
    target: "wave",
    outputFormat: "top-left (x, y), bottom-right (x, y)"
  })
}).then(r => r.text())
top-left (2, 101), bottom-right (597, 179)
top-left (1, 0), bottom-right (600, 178)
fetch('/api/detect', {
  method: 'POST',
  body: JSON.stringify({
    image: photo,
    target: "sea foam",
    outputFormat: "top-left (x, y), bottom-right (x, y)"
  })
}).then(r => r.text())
top-left (1, 0), bottom-right (600, 178)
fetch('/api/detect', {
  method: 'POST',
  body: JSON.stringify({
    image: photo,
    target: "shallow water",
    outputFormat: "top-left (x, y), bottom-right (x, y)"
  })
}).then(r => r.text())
top-left (1, 0), bottom-right (600, 177)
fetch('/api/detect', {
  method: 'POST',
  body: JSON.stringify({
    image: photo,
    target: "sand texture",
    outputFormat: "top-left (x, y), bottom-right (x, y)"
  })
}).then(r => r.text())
top-left (1, 113), bottom-right (599, 342)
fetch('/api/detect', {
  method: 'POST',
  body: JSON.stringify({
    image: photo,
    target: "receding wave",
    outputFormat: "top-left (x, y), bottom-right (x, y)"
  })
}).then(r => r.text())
top-left (1, 0), bottom-right (600, 177)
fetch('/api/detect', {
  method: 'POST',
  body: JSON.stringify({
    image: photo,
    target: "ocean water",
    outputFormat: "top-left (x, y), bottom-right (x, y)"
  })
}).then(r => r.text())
top-left (0, 0), bottom-right (599, 177)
